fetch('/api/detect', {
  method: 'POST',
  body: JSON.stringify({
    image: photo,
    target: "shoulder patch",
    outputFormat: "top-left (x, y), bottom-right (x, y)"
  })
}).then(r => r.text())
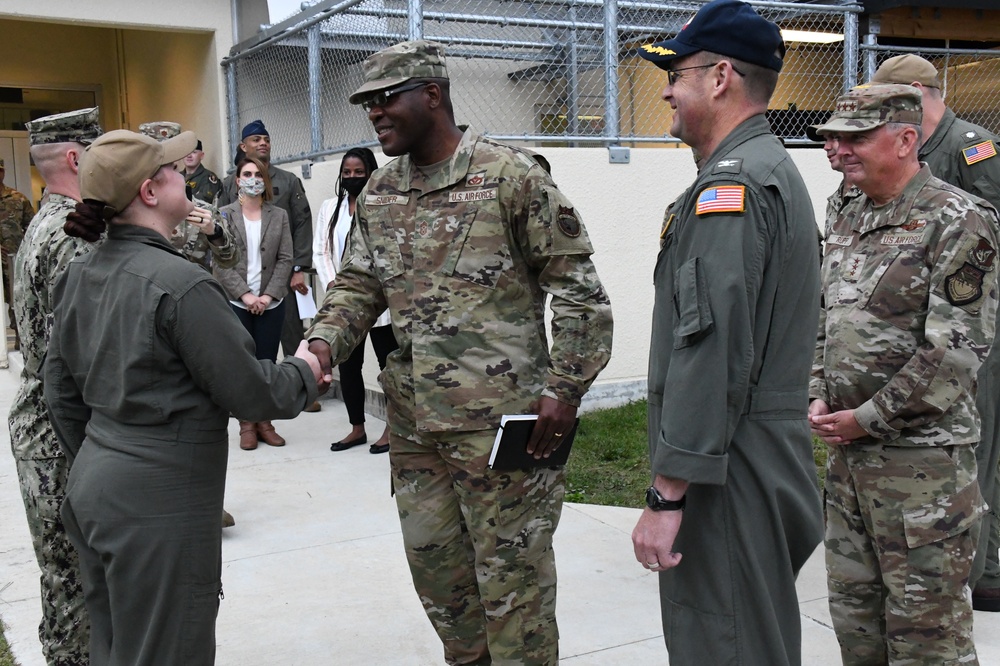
top-left (712, 158), bottom-right (743, 174)
top-left (557, 205), bottom-right (581, 237)
top-left (208, 174), bottom-right (218, 184)
top-left (695, 185), bottom-right (745, 215)
top-left (944, 238), bottom-right (997, 309)
top-left (963, 140), bottom-right (997, 166)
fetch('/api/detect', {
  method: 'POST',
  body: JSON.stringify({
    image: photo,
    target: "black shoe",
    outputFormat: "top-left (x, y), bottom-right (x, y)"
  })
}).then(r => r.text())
top-left (330, 435), bottom-right (367, 452)
top-left (369, 442), bottom-right (390, 454)
top-left (973, 587), bottom-right (1000, 612)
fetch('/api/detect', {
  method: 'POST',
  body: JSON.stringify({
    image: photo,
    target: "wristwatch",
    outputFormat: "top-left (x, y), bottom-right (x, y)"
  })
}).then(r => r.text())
top-left (292, 265), bottom-right (302, 273)
top-left (645, 486), bottom-right (686, 512)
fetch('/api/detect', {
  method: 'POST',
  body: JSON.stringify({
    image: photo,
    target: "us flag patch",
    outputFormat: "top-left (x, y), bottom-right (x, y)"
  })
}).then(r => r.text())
top-left (695, 185), bottom-right (745, 215)
top-left (963, 140), bottom-right (997, 166)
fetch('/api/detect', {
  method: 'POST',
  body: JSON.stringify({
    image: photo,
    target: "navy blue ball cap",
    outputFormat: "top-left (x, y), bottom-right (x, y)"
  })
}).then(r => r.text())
top-left (639, 0), bottom-right (785, 73)
top-left (241, 119), bottom-right (269, 141)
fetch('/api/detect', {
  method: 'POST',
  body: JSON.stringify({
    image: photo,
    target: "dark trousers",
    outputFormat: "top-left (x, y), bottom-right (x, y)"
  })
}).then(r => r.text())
top-left (340, 324), bottom-right (398, 424)
top-left (280, 292), bottom-right (304, 358)
top-left (231, 300), bottom-right (285, 362)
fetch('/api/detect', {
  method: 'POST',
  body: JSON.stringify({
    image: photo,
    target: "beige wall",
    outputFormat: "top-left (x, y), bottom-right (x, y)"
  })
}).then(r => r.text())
top-left (0, 0), bottom-right (233, 175)
top-left (298, 145), bottom-right (841, 407)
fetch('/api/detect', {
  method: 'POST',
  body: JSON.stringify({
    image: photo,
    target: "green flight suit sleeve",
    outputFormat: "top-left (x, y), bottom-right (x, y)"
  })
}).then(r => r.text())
top-left (287, 176), bottom-right (313, 268)
top-left (651, 182), bottom-right (775, 485)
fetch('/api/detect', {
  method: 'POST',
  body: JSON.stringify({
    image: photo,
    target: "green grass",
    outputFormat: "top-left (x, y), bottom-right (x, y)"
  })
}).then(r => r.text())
top-left (566, 400), bottom-right (829, 508)
top-left (0, 621), bottom-right (17, 666)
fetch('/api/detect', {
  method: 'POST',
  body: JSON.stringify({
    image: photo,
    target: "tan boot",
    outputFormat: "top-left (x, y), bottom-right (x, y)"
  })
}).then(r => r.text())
top-left (257, 421), bottom-right (286, 447)
top-left (239, 421), bottom-right (258, 450)
top-left (222, 509), bottom-right (236, 528)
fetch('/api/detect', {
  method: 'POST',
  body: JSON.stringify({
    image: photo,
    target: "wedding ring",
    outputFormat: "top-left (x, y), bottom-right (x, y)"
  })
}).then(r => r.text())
top-left (648, 561), bottom-right (661, 569)
top-left (554, 432), bottom-right (563, 437)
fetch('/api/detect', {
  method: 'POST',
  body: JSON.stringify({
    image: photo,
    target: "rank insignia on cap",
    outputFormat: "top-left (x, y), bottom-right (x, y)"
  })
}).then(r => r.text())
top-left (695, 185), bottom-right (745, 215)
top-left (557, 205), bottom-right (581, 237)
top-left (641, 44), bottom-right (676, 56)
top-left (963, 140), bottom-right (997, 165)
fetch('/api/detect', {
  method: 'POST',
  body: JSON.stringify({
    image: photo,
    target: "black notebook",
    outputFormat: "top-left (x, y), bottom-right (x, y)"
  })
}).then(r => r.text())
top-left (488, 415), bottom-right (579, 470)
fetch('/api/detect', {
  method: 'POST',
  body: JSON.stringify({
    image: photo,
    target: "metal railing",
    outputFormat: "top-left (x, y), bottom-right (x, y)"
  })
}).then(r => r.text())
top-left (220, 0), bottom-right (997, 165)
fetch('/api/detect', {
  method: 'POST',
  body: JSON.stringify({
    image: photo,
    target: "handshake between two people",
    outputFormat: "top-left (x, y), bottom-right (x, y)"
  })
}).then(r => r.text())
top-left (293, 340), bottom-right (334, 394)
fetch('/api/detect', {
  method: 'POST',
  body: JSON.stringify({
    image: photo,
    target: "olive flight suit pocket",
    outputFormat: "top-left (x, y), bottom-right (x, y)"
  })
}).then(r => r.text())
top-left (672, 257), bottom-right (713, 349)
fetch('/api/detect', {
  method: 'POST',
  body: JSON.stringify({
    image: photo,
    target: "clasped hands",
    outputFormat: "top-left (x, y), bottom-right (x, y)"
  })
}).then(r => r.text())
top-left (808, 400), bottom-right (866, 445)
top-left (240, 292), bottom-right (272, 316)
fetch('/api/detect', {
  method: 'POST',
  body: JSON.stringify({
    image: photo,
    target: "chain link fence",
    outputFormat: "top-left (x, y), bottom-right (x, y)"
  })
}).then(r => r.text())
top-left (861, 45), bottom-right (1000, 135)
top-left (221, 0), bottom-right (997, 165)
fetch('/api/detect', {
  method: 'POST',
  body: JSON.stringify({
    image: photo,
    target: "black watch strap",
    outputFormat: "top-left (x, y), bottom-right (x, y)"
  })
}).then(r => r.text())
top-left (646, 486), bottom-right (686, 511)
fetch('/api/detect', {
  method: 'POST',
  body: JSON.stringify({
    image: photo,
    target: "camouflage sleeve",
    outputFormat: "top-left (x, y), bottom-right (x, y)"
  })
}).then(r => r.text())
top-left (42, 273), bottom-right (90, 464)
top-left (289, 177), bottom-right (313, 268)
top-left (810, 297), bottom-right (829, 404)
top-left (306, 205), bottom-right (386, 365)
top-left (513, 166), bottom-right (613, 406)
top-left (205, 206), bottom-right (239, 269)
top-left (854, 207), bottom-right (999, 439)
top-left (0, 213), bottom-right (24, 254)
top-left (21, 198), bottom-right (35, 230)
top-left (44, 231), bottom-right (94, 347)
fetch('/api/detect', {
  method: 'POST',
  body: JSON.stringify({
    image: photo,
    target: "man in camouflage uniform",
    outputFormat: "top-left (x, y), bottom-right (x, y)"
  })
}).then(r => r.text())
top-left (1, 157), bottom-right (33, 347)
top-left (183, 138), bottom-right (223, 203)
top-left (219, 119), bottom-right (314, 366)
top-left (810, 84), bottom-right (999, 664)
top-left (8, 107), bottom-right (102, 666)
top-left (138, 122), bottom-right (238, 273)
top-left (307, 40), bottom-right (613, 664)
top-left (871, 53), bottom-right (1000, 613)
top-left (633, 2), bottom-right (824, 663)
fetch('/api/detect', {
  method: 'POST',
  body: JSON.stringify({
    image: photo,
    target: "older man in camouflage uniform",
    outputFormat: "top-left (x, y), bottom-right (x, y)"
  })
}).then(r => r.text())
top-left (307, 40), bottom-right (613, 664)
top-left (810, 84), bottom-right (999, 664)
top-left (138, 121), bottom-right (238, 273)
top-left (9, 107), bottom-right (102, 666)
top-left (872, 54), bottom-right (1000, 613)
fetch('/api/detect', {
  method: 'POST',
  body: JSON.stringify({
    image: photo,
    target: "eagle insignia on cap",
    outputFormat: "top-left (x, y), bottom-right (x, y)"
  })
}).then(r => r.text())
top-left (641, 44), bottom-right (676, 56)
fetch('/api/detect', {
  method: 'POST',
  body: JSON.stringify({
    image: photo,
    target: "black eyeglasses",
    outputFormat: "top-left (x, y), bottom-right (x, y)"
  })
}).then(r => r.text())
top-left (361, 81), bottom-right (430, 112)
top-left (667, 62), bottom-right (746, 86)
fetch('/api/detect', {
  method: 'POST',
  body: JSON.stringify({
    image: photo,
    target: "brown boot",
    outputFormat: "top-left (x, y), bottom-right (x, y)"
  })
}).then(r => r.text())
top-left (239, 421), bottom-right (258, 450)
top-left (257, 421), bottom-right (286, 447)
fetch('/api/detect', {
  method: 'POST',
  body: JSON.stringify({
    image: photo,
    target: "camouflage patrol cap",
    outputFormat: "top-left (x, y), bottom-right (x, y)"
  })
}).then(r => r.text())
top-left (872, 54), bottom-right (941, 88)
top-left (812, 84), bottom-right (922, 136)
top-left (26, 107), bottom-right (102, 146)
top-left (80, 129), bottom-right (196, 216)
top-left (139, 121), bottom-right (182, 141)
top-left (349, 40), bottom-right (448, 104)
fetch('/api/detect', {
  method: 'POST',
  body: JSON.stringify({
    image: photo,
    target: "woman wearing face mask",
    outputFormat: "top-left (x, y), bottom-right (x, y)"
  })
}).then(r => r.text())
top-left (216, 155), bottom-right (295, 450)
top-left (312, 147), bottom-right (398, 454)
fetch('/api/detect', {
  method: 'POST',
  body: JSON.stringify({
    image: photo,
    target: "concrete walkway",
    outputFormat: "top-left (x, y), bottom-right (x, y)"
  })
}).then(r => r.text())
top-left (1, 358), bottom-right (999, 664)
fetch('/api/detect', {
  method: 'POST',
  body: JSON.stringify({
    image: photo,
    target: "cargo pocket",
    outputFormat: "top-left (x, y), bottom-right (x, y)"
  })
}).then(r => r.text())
top-left (672, 257), bottom-right (713, 349)
top-left (901, 477), bottom-right (985, 605)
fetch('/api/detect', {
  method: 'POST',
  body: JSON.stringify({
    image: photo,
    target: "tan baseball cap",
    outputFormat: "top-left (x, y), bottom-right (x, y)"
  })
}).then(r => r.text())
top-left (349, 40), bottom-right (449, 104)
top-left (811, 84), bottom-right (922, 136)
top-left (871, 54), bottom-right (941, 88)
top-left (79, 129), bottom-right (196, 215)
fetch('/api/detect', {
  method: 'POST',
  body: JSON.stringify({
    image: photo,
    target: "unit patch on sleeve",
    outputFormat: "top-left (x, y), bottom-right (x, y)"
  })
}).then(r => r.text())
top-left (963, 140), bottom-right (997, 166)
top-left (695, 185), bottom-right (745, 215)
top-left (944, 238), bottom-right (997, 309)
top-left (557, 205), bottom-right (581, 237)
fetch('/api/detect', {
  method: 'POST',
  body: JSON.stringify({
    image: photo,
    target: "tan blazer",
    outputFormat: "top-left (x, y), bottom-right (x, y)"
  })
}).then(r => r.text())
top-left (215, 201), bottom-right (293, 302)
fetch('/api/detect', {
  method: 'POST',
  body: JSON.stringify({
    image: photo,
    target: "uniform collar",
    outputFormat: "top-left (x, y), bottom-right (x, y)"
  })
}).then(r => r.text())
top-left (855, 164), bottom-right (933, 235)
top-left (396, 128), bottom-right (477, 195)
top-left (919, 107), bottom-right (955, 160)
top-left (699, 114), bottom-right (773, 173)
top-left (108, 222), bottom-right (185, 257)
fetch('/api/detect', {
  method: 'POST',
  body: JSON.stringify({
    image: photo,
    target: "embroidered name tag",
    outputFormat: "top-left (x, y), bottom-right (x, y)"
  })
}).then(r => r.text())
top-left (827, 234), bottom-right (852, 246)
top-left (365, 194), bottom-right (409, 206)
top-left (449, 189), bottom-right (498, 203)
top-left (882, 233), bottom-right (924, 245)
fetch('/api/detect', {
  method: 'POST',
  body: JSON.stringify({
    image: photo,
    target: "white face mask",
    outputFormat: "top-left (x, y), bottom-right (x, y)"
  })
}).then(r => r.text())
top-left (238, 176), bottom-right (265, 197)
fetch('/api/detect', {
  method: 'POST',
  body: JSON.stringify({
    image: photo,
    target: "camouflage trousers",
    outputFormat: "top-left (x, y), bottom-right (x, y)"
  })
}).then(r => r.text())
top-left (15, 456), bottom-right (90, 666)
top-left (825, 444), bottom-right (984, 665)
top-left (389, 426), bottom-right (564, 666)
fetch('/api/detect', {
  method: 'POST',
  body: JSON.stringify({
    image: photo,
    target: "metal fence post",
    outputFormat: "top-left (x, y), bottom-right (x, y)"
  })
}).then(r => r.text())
top-left (604, 0), bottom-right (619, 143)
top-left (567, 1), bottom-right (580, 145)
top-left (308, 23), bottom-right (323, 156)
top-left (225, 62), bottom-right (239, 165)
top-left (409, 0), bottom-right (423, 40)
top-left (843, 8), bottom-right (859, 92)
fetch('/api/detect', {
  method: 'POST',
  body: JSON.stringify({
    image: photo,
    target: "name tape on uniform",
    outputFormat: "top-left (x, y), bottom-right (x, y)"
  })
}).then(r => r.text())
top-left (449, 189), bottom-right (498, 203)
top-left (695, 185), bottom-right (745, 215)
top-left (365, 194), bottom-right (410, 206)
top-left (827, 234), bottom-right (853, 246)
